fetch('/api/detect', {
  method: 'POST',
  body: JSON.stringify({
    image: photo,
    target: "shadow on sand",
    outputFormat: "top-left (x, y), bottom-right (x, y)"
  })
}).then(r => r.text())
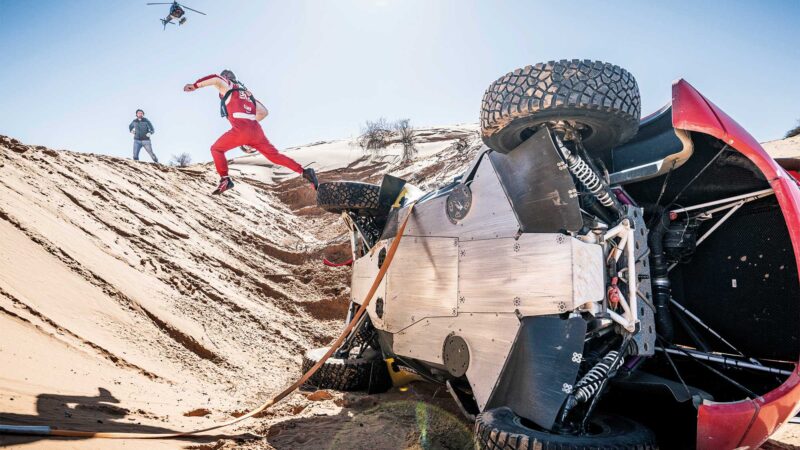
top-left (0, 387), bottom-right (257, 447)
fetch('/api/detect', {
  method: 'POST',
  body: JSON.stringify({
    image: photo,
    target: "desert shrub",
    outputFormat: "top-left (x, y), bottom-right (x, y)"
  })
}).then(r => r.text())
top-left (394, 118), bottom-right (417, 161)
top-left (169, 153), bottom-right (192, 167)
top-left (358, 118), bottom-right (393, 150)
top-left (787, 120), bottom-right (800, 138)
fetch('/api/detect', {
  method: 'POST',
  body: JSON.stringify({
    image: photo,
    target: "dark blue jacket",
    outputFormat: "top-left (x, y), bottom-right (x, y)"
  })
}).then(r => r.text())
top-left (129, 118), bottom-right (155, 140)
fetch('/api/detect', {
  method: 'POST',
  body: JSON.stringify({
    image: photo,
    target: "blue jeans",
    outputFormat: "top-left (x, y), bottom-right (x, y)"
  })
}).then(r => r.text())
top-left (133, 139), bottom-right (158, 163)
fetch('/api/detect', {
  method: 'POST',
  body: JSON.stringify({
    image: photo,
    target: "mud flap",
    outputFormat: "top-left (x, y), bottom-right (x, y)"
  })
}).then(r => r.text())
top-left (488, 128), bottom-right (583, 233)
top-left (486, 316), bottom-right (586, 431)
top-left (376, 175), bottom-right (407, 217)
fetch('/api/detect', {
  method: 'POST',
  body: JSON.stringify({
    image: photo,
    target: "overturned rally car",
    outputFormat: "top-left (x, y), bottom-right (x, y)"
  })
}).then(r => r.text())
top-left (305, 60), bottom-right (800, 449)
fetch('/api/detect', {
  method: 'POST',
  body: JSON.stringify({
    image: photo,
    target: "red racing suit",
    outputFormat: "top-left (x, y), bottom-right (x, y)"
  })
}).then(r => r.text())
top-left (192, 75), bottom-right (303, 177)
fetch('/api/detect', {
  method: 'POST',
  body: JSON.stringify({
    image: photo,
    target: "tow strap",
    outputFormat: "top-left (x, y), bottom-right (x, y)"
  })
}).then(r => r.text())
top-left (0, 204), bottom-right (416, 439)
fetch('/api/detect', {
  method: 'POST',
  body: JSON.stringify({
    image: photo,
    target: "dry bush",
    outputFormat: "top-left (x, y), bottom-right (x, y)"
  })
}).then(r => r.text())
top-left (170, 153), bottom-right (192, 167)
top-left (787, 120), bottom-right (800, 139)
top-left (358, 118), bottom-right (394, 151)
top-left (394, 118), bottom-right (417, 161)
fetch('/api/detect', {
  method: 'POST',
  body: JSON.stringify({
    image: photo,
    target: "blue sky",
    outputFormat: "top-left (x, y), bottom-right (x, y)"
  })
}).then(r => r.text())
top-left (0, 0), bottom-right (798, 164)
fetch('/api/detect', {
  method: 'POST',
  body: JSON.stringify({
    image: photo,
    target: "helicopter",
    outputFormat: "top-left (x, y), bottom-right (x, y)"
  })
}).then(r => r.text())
top-left (147, 1), bottom-right (206, 30)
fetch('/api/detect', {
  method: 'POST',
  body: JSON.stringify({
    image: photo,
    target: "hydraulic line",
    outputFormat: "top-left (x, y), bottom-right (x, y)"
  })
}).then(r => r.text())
top-left (669, 298), bottom-right (744, 356)
top-left (658, 338), bottom-right (758, 399)
top-left (0, 205), bottom-right (417, 440)
top-left (657, 347), bottom-right (792, 377)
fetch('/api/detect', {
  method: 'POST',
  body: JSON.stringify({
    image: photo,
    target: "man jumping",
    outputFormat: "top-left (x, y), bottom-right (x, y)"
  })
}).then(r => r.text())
top-left (183, 70), bottom-right (318, 195)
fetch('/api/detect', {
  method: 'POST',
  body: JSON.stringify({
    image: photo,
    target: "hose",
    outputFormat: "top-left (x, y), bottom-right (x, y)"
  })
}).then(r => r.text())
top-left (647, 207), bottom-right (675, 341)
top-left (0, 205), bottom-right (416, 440)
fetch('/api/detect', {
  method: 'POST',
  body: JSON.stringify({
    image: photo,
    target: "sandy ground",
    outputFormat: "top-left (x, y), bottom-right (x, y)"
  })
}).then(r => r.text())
top-left (0, 129), bottom-right (481, 449)
top-left (0, 128), bottom-right (798, 449)
top-left (762, 135), bottom-right (800, 160)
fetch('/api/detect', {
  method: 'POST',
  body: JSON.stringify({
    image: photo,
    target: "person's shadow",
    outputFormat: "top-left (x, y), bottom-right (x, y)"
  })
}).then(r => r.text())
top-left (0, 387), bottom-right (256, 446)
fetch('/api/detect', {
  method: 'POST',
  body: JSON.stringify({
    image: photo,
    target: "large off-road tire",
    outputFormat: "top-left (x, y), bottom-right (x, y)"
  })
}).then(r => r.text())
top-left (475, 407), bottom-right (658, 450)
top-left (481, 60), bottom-right (641, 154)
top-left (301, 346), bottom-right (390, 392)
top-left (316, 181), bottom-right (381, 215)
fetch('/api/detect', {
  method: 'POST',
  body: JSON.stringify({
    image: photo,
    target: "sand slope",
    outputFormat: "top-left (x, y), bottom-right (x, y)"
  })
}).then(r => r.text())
top-left (0, 129), bottom-right (481, 449)
top-left (0, 128), bottom-right (797, 449)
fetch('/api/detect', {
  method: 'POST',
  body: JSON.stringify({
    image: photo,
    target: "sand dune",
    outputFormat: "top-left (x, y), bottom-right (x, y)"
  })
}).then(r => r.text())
top-left (0, 129), bottom-right (481, 449)
top-left (0, 128), bottom-right (797, 449)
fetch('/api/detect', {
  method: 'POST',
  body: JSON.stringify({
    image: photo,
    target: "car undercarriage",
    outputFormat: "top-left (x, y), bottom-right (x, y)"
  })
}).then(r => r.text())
top-left (306, 60), bottom-right (800, 449)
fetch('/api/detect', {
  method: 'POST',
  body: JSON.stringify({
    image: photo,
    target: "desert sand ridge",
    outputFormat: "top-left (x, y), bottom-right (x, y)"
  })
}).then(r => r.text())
top-left (0, 127), bottom-right (797, 448)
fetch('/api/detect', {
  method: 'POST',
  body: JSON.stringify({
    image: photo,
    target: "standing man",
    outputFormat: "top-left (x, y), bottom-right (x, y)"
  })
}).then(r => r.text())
top-left (129, 109), bottom-right (159, 163)
top-left (183, 70), bottom-right (318, 195)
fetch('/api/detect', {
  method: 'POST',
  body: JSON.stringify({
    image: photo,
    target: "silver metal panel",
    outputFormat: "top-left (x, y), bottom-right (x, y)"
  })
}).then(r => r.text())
top-left (458, 234), bottom-right (604, 315)
top-left (351, 240), bottom-right (388, 330)
top-left (384, 236), bottom-right (459, 332)
top-left (572, 237), bottom-right (606, 306)
top-left (392, 312), bottom-right (520, 410)
top-left (403, 158), bottom-right (520, 241)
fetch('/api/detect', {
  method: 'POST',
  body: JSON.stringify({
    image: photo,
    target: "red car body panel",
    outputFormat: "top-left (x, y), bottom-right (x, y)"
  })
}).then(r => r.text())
top-left (671, 79), bottom-right (800, 449)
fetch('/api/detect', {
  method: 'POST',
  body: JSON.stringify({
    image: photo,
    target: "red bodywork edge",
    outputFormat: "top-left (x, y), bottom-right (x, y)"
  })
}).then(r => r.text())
top-left (671, 79), bottom-right (800, 449)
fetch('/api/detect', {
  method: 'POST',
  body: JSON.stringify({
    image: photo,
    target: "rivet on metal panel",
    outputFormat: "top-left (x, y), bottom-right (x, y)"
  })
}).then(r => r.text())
top-left (556, 235), bottom-right (567, 244)
top-left (460, 249), bottom-right (466, 258)
top-left (452, 308), bottom-right (457, 315)
top-left (571, 352), bottom-right (583, 363)
top-left (568, 189), bottom-right (578, 198)
top-left (459, 296), bottom-right (465, 304)
top-left (513, 243), bottom-right (520, 252)
top-left (513, 296), bottom-right (521, 306)
top-left (453, 239), bottom-right (458, 246)
top-left (562, 383), bottom-right (573, 394)
top-left (558, 301), bottom-right (568, 312)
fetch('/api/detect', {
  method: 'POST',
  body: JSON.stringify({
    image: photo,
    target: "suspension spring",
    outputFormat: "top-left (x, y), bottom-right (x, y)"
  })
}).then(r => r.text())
top-left (553, 132), bottom-right (616, 208)
top-left (566, 153), bottom-right (615, 208)
top-left (574, 351), bottom-right (625, 402)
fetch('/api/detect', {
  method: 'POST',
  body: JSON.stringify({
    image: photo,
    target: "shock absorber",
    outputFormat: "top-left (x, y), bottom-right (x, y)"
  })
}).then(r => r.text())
top-left (554, 133), bottom-right (619, 210)
top-left (574, 351), bottom-right (625, 403)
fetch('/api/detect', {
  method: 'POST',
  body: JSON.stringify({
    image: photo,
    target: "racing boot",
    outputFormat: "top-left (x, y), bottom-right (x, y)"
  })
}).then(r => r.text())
top-left (212, 176), bottom-right (235, 195)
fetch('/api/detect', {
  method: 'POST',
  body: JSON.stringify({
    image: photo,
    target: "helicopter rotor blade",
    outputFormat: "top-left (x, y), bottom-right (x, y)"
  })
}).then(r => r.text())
top-left (180, 5), bottom-right (207, 15)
